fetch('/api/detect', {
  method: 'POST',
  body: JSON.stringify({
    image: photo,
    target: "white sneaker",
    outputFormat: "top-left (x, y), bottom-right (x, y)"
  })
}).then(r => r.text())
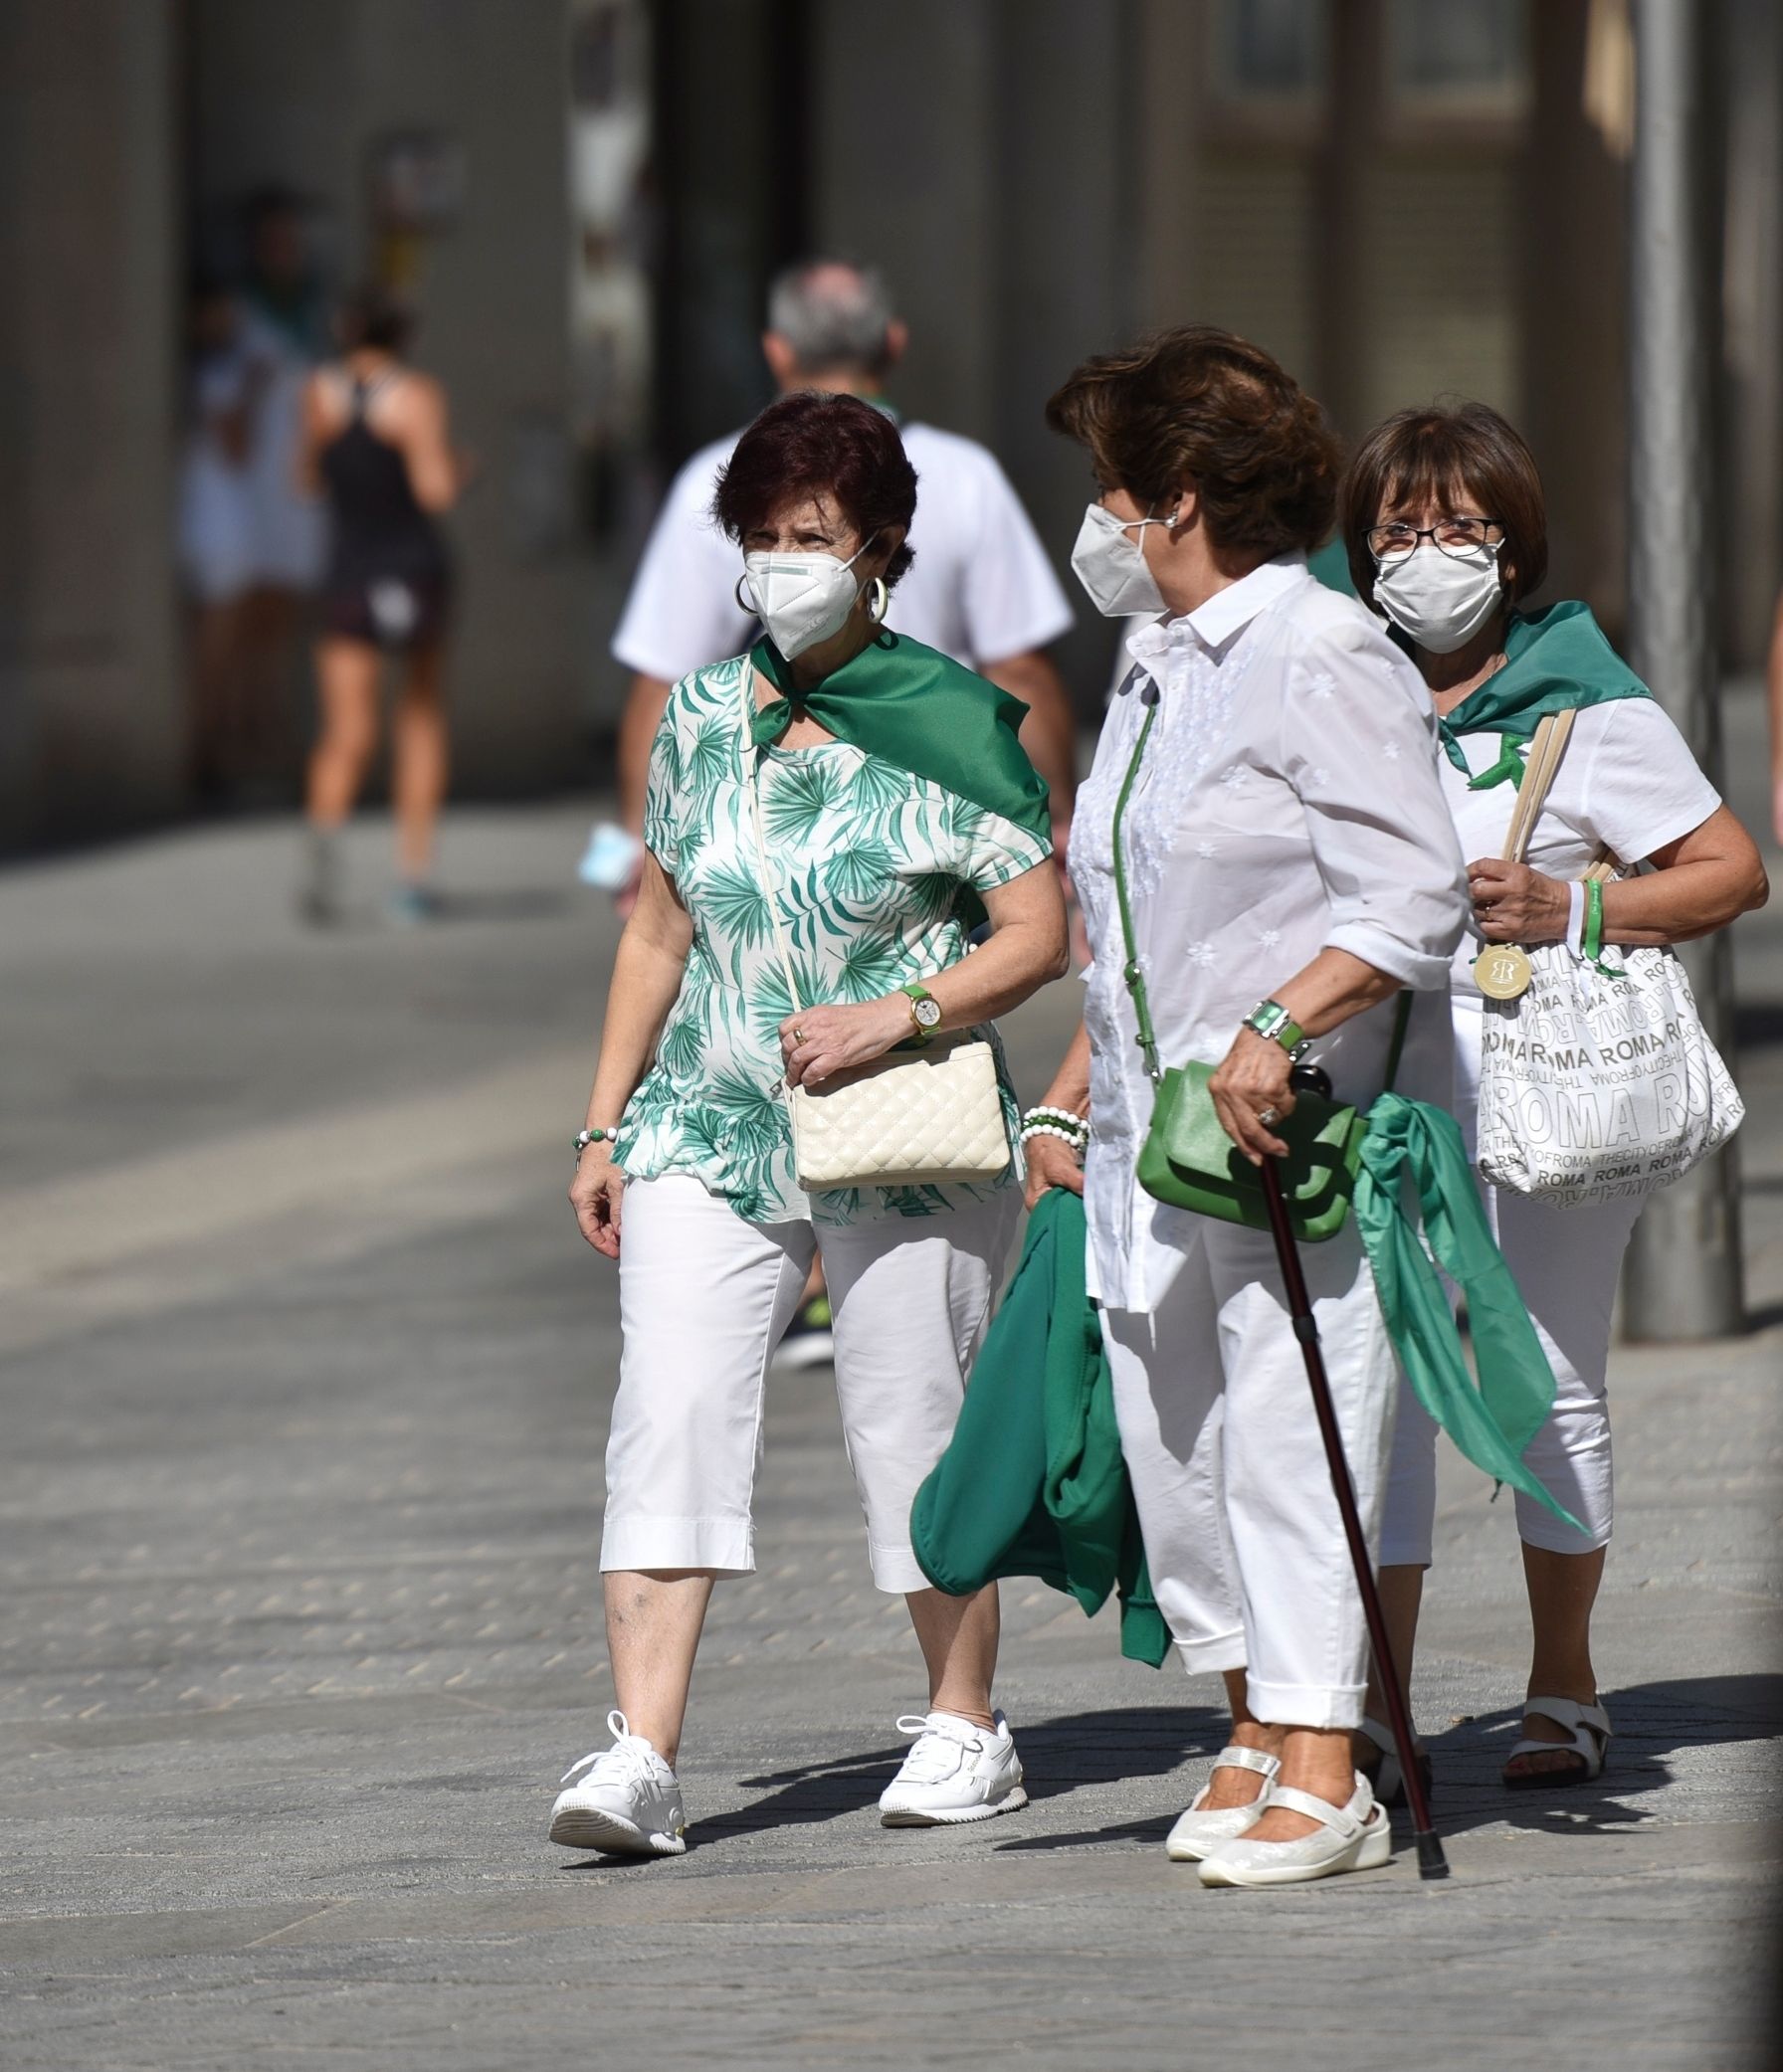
top-left (879, 1708), bottom-right (1029, 1826)
top-left (1197, 1773), bottom-right (1391, 1888)
top-left (548, 1710), bottom-right (687, 1857)
top-left (1164, 1744), bottom-right (1281, 1861)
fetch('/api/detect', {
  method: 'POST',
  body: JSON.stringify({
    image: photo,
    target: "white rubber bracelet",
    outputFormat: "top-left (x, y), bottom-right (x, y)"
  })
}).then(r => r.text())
top-left (1566, 880), bottom-right (1586, 959)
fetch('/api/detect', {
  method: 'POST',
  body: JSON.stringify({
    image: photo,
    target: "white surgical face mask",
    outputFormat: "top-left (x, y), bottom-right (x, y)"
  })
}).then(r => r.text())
top-left (1371, 540), bottom-right (1504, 655)
top-left (740, 532), bottom-right (878, 659)
top-left (1070, 502), bottom-right (1171, 618)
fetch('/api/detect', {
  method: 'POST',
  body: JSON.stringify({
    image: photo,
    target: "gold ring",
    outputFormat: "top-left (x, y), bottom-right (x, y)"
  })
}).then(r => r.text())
top-left (792, 1028), bottom-right (809, 1046)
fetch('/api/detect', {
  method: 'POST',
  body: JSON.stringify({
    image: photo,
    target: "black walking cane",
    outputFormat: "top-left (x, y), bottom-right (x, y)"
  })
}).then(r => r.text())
top-left (1256, 1080), bottom-right (1449, 1882)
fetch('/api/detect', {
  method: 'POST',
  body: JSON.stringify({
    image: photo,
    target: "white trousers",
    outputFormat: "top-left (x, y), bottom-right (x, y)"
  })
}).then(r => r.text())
top-left (1100, 1220), bottom-right (1398, 1731)
top-left (1379, 998), bottom-right (1643, 1564)
top-left (601, 1175), bottom-right (1019, 1594)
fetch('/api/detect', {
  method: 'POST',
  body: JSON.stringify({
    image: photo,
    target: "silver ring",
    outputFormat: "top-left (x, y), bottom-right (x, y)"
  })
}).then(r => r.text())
top-left (1259, 1106), bottom-right (1280, 1126)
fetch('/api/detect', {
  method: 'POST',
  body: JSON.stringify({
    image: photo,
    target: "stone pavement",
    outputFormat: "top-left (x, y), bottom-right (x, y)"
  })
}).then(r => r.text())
top-left (1, 685), bottom-right (1778, 2070)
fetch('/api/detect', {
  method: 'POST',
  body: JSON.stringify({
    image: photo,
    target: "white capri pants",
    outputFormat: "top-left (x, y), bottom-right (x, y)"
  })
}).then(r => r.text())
top-left (601, 1175), bottom-right (1019, 1594)
top-left (1100, 1220), bottom-right (1399, 1731)
top-left (1379, 998), bottom-right (1643, 1564)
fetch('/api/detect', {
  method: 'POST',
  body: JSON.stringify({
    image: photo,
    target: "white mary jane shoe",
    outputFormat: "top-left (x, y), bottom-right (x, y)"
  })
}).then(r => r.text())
top-left (1197, 1773), bottom-right (1391, 1889)
top-left (1164, 1744), bottom-right (1281, 1862)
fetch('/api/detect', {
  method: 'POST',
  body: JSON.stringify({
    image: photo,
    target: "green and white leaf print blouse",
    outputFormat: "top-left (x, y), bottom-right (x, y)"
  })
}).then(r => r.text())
top-left (615, 653), bottom-right (1052, 1226)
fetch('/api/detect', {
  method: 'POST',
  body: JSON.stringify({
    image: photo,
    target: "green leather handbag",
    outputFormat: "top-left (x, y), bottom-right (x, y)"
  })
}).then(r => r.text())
top-left (1111, 697), bottom-right (1409, 1243)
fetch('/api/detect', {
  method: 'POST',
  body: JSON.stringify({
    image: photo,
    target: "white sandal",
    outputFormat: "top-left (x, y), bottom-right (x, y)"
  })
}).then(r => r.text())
top-left (1354, 1715), bottom-right (1433, 1809)
top-left (1197, 1773), bottom-right (1392, 1889)
top-left (1164, 1744), bottom-right (1281, 1862)
top-left (1503, 1696), bottom-right (1611, 1789)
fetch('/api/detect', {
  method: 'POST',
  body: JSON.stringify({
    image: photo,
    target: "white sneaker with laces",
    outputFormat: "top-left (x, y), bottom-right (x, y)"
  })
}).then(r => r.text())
top-left (879, 1708), bottom-right (1029, 1826)
top-left (549, 1710), bottom-right (687, 1857)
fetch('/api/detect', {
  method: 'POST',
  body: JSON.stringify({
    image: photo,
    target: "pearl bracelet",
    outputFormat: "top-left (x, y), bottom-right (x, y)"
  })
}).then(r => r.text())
top-left (1022, 1104), bottom-right (1089, 1142)
top-left (1021, 1122), bottom-right (1087, 1150)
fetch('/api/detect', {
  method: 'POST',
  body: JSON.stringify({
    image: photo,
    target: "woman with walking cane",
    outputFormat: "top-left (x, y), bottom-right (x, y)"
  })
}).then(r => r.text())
top-left (1024, 327), bottom-right (1475, 1886)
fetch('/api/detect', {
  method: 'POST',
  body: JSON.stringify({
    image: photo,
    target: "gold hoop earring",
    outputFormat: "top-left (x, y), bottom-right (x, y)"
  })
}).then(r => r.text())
top-left (868, 577), bottom-right (890, 624)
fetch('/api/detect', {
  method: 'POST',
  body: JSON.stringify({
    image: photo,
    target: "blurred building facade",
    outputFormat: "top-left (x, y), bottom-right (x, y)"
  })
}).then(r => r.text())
top-left (2, 0), bottom-right (1779, 848)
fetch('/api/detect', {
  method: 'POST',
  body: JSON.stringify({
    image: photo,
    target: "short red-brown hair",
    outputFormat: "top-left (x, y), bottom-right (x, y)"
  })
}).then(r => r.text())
top-left (713, 390), bottom-right (917, 587)
top-left (1339, 402), bottom-right (1548, 608)
top-left (1045, 325), bottom-right (1341, 556)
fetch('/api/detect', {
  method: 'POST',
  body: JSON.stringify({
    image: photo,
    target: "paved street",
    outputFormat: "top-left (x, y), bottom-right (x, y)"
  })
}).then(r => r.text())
top-left (2, 686), bottom-right (1778, 2070)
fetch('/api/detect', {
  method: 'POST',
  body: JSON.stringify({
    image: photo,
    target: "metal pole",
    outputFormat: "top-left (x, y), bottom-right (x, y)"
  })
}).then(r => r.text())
top-left (1623, 0), bottom-right (1745, 1340)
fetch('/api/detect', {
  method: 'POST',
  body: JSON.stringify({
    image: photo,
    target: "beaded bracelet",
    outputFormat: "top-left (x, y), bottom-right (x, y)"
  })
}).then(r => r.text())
top-left (1021, 1105), bottom-right (1090, 1148)
top-left (1021, 1123), bottom-right (1088, 1151)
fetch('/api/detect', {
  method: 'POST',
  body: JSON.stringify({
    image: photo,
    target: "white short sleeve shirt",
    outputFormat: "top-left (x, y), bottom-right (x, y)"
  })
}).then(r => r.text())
top-left (1438, 698), bottom-right (1721, 995)
top-left (610, 420), bottom-right (1074, 680)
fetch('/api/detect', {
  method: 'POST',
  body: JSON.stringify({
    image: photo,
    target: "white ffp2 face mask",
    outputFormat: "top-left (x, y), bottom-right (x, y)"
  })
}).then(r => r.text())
top-left (1371, 541), bottom-right (1504, 655)
top-left (1070, 502), bottom-right (1170, 618)
top-left (740, 533), bottom-right (879, 659)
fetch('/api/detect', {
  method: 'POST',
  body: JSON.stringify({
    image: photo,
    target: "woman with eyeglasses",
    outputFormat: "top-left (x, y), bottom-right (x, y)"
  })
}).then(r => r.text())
top-left (1339, 403), bottom-right (1767, 1795)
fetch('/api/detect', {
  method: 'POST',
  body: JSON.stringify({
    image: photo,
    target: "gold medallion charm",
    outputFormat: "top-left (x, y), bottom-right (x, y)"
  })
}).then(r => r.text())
top-left (1474, 945), bottom-right (1533, 1001)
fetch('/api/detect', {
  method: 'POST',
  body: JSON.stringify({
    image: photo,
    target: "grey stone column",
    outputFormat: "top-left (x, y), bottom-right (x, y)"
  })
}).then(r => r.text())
top-left (1622, 0), bottom-right (1744, 1340)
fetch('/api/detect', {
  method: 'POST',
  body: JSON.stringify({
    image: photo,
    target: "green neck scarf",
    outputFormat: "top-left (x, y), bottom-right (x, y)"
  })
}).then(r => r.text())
top-left (746, 630), bottom-right (1051, 841)
top-left (1424, 601), bottom-right (1651, 779)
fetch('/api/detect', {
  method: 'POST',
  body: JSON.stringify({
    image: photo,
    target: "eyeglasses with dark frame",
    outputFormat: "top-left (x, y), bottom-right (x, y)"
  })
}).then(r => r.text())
top-left (1366, 516), bottom-right (1502, 565)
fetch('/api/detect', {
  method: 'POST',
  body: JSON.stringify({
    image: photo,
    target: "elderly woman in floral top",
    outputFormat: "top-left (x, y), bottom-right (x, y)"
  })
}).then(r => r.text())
top-left (549, 393), bottom-right (1068, 1857)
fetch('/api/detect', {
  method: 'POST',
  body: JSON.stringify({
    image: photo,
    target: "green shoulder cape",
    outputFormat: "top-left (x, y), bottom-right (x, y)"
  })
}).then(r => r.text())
top-left (748, 630), bottom-right (1052, 842)
top-left (1424, 601), bottom-right (1651, 779)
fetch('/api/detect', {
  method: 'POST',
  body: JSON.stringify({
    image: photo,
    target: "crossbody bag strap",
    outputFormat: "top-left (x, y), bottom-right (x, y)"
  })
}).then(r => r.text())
top-left (1110, 698), bottom-right (1163, 1084)
top-left (737, 656), bottom-right (807, 1017)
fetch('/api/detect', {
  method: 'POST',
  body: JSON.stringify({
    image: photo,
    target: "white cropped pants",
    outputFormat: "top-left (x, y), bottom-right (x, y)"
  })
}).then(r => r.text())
top-left (1100, 1220), bottom-right (1399, 1731)
top-left (1379, 997), bottom-right (1643, 1564)
top-left (601, 1175), bottom-right (1019, 1594)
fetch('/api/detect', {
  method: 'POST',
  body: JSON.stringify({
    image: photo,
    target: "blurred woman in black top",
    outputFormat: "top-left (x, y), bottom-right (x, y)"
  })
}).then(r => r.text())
top-left (297, 286), bottom-right (466, 923)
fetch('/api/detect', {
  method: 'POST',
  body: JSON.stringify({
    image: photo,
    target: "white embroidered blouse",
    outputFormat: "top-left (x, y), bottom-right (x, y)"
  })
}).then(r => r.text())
top-left (1070, 555), bottom-right (1470, 1312)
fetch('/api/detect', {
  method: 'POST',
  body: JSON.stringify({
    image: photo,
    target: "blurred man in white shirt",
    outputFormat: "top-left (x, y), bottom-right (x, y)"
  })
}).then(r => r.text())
top-left (607, 259), bottom-right (1079, 869)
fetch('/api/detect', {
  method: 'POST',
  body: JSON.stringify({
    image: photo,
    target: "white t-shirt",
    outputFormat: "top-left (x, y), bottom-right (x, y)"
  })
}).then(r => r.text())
top-left (1439, 698), bottom-right (1721, 995)
top-left (611, 419), bottom-right (1074, 679)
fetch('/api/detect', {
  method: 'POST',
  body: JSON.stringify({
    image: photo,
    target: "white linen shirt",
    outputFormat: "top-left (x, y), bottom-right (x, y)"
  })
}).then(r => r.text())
top-left (1071, 555), bottom-right (1470, 1312)
top-left (611, 421), bottom-right (1074, 679)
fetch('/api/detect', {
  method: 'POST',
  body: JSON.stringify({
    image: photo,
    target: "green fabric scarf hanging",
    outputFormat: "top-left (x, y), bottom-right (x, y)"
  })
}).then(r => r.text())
top-left (1421, 601), bottom-right (1652, 777)
top-left (1354, 1092), bottom-right (1583, 1533)
top-left (748, 631), bottom-right (1052, 844)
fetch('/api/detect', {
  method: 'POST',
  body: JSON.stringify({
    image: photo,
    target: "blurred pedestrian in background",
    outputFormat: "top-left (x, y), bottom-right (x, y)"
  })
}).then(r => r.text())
top-left (592, 255), bottom-right (1082, 1366)
top-left (177, 274), bottom-right (263, 799)
top-left (554, 392), bottom-right (1067, 1856)
top-left (235, 189), bottom-right (329, 739)
top-left (1346, 403), bottom-right (1768, 1793)
top-left (596, 257), bottom-right (1080, 895)
top-left (296, 286), bottom-right (466, 924)
top-left (1025, 326), bottom-right (1469, 1888)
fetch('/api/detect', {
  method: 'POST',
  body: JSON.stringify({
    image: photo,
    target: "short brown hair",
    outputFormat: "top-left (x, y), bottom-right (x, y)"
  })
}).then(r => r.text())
top-left (1339, 402), bottom-right (1547, 608)
top-left (714, 390), bottom-right (917, 587)
top-left (1045, 325), bottom-right (1341, 557)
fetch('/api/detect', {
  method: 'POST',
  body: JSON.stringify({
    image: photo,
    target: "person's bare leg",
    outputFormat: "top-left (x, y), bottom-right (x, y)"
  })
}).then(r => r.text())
top-left (1504, 1541), bottom-right (1607, 1780)
top-left (1355, 1562), bottom-right (1426, 1772)
top-left (391, 641), bottom-right (450, 882)
top-left (904, 1584), bottom-right (1000, 1730)
top-left (603, 1569), bottom-right (716, 1769)
top-left (1244, 1726), bottom-right (1358, 1841)
top-left (1198, 1665), bottom-right (1284, 1810)
top-left (306, 639), bottom-right (381, 828)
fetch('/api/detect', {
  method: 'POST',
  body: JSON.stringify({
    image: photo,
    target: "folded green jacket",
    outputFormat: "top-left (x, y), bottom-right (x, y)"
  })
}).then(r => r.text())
top-left (909, 1188), bottom-right (1169, 1667)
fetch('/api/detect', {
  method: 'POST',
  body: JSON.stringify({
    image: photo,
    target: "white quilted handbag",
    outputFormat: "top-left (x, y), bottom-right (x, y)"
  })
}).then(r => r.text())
top-left (738, 661), bottom-right (1012, 1193)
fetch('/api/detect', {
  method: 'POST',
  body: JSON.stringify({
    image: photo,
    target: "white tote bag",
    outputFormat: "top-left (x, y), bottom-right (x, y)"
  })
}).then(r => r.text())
top-left (1474, 711), bottom-right (1744, 1208)
top-left (737, 662), bottom-right (1012, 1194)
